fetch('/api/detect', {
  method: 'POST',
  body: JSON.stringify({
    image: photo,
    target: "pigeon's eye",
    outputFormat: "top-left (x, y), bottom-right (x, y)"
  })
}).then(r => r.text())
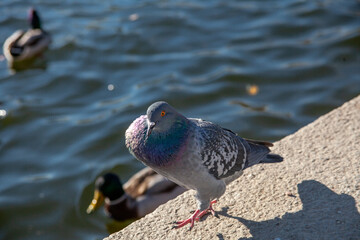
top-left (161, 111), bottom-right (166, 117)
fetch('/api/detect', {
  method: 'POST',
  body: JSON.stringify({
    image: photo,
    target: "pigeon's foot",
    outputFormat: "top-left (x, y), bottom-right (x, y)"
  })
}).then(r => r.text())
top-left (172, 200), bottom-right (217, 230)
top-left (195, 199), bottom-right (217, 221)
top-left (172, 209), bottom-right (200, 230)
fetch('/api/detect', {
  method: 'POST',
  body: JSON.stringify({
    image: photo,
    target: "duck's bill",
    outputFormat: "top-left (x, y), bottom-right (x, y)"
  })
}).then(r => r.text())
top-left (86, 190), bottom-right (104, 214)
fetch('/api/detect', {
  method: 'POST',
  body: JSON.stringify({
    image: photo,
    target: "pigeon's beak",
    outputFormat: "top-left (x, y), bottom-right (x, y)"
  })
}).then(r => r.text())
top-left (146, 122), bottom-right (156, 140)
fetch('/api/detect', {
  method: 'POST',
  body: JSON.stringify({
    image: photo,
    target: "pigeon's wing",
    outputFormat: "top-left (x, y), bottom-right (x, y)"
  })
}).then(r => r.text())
top-left (244, 138), bottom-right (273, 147)
top-left (190, 119), bottom-right (248, 179)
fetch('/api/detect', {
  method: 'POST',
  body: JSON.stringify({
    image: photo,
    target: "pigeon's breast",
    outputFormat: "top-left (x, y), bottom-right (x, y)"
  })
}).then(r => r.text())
top-left (142, 122), bottom-right (190, 167)
top-left (125, 115), bottom-right (148, 159)
top-left (125, 116), bottom-right (190, 167)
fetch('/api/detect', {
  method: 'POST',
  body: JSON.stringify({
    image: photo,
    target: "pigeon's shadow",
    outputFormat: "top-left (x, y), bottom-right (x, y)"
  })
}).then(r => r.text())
top-left (217, 180), bottom-right (360, 240)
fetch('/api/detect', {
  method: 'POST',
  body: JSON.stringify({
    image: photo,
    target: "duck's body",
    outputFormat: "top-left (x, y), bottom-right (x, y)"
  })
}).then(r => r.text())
top-left (3, 8), bottom-right (51, 63)
top-left (87, 167), bottom-right (185, 221)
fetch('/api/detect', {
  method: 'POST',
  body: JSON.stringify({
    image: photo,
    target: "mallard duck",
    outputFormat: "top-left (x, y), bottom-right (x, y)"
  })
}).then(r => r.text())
top-left (87, 167), bottom-right (186, 221)
top-left (3, 8), bottom-right (51, 63)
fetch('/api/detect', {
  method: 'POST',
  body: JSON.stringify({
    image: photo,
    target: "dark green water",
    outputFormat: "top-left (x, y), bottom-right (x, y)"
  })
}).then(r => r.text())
top-left (0, 0), bottom-right (359, 239)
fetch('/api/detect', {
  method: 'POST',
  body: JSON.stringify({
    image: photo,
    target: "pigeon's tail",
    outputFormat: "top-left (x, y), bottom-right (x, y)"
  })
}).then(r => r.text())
top-left (260, 153), bottom-right (283, 163)
top-left (243, 138), bottom-right (283, 169)
top-left (244, 138), bottom-right (274, 148)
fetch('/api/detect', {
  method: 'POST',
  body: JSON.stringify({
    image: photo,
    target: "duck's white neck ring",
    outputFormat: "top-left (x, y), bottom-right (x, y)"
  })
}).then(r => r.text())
top-left (105, 193), bottom-right (128, 206)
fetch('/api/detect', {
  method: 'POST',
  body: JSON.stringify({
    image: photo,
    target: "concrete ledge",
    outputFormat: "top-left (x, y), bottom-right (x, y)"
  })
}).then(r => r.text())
top-left (105, 95), bottom-right (360, 240)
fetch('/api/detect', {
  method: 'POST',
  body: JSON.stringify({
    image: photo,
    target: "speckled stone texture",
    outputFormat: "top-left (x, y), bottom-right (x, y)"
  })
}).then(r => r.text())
top-left (105, 95), bottom-right (360, 240)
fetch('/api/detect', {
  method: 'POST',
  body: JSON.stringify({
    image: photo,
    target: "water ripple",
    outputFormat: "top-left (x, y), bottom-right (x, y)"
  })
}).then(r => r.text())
top-left (0, 0), bottom-right (359, 239)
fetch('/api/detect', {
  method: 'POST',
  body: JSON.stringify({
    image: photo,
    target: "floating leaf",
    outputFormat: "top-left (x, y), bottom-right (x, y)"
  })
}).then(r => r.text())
top-left (246, 84), bottom-right (259, 96)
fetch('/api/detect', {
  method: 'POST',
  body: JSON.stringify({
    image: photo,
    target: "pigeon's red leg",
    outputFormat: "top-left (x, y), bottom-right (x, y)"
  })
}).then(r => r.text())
top-left (172, 200), bottom-right (218, 230)
top-left (195, 199), bottom-right (217, 221)
top-left (173, 209), bottom-right (200, 229)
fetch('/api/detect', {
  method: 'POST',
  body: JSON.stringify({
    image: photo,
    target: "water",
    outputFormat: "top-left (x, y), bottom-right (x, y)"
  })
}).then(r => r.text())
top-left (0, 0), bottom-right (359, 239)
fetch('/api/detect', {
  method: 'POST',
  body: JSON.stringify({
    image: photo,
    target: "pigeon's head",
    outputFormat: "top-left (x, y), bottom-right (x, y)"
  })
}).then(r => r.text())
top-left (145, 101), bottom-right (185, 139)
top-left (28, 8), bottom-right (41, 29)
top-left (86, 173), bottom-right (125, 214)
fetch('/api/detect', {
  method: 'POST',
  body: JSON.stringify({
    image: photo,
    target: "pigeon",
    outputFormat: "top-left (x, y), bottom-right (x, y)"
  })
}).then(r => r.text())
top-left (125, 101), bottom-right (282, 229)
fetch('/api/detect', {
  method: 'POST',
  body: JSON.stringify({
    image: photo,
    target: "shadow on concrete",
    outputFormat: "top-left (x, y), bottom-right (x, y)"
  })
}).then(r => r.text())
top-left (217, 180), bottom-right (360, 240)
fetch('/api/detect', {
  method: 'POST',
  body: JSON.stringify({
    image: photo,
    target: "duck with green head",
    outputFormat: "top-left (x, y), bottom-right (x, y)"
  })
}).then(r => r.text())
top-left (87, 167), bottom-right (185, 221)
top-left (3, 8), bottom-right (51, 64)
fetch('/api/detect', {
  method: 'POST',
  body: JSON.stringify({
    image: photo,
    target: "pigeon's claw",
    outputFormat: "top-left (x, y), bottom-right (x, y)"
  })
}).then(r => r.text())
top-left (195, 200), bottom-right (217, 221)
top-left (173, 209), bottom-right (200, 230)
top-left (173, 200), bottom-right (218, 230)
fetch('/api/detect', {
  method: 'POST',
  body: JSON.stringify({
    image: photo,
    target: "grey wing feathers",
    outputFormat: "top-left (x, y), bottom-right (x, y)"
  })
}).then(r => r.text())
top-left (242, 140), bottom-right (271, 169)
top-left (244, 138), bottom-right (273, 147)
top-left (192, 119), bottom-right (247, 179)
top-left (191, 118), bottom-right (281, 180)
